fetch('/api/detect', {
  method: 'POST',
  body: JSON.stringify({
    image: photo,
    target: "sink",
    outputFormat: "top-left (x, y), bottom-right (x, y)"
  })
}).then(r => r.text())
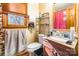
top-left (48, 30), bottom-right (72, 43)
top-left (49, 36), bottom-right (70, 43)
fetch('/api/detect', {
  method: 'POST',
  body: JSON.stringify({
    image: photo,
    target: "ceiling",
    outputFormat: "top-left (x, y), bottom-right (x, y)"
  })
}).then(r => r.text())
top-left (53, 3), bottom-right (74, 12)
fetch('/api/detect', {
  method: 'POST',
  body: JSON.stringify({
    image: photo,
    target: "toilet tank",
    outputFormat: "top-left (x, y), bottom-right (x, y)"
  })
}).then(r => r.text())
top-left (38, 34), bottom-right (46, 44)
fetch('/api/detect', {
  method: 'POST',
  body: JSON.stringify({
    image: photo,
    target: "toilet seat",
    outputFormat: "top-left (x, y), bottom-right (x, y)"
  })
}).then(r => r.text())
top-left (27, 42), bottom-right (42, 52)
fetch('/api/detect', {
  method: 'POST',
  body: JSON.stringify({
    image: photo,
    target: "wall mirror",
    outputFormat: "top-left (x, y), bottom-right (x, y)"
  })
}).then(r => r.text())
top-left (53, 3), bottom-right (76, 29)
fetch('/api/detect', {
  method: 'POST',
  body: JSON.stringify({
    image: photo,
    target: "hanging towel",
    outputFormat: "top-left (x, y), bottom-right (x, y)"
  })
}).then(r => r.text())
top-left (5, 29), bottom-right (26, 56)
top-left (18, 29), bottom-right (26, 52)
top-left (5, 29), bottom-right (18, 56)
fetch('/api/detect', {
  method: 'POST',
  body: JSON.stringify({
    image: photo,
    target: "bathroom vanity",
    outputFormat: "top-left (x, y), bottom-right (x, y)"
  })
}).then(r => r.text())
top-left (43, 36), bottom-right (78, 56)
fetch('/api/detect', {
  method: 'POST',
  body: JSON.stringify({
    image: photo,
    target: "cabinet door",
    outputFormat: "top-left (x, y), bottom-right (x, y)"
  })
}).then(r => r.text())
top-left (2, 3), bottom-right (27, 15)
top-left (47, 40), bottom-right (75, 56)
top-left (43, 40), bottom-right (59, 56)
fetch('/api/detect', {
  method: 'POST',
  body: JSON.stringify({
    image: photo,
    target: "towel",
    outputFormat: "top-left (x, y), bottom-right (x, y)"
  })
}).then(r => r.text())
top-left (18, 29), bottom-right (26, 52)
top-left (5, 29), bottom-right (26, 56)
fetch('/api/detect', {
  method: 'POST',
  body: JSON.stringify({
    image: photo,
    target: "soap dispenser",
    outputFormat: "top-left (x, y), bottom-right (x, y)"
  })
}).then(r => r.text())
top-left (70, 27), bottom-right (75, 41)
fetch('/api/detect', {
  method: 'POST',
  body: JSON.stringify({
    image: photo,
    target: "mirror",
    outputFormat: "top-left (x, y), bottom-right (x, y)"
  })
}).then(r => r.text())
top-left (53, 3), bottom-right (76, 29)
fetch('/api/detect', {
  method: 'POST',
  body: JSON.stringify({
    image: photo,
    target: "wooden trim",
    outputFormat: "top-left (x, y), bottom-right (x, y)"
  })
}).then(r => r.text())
top-left (2, 10), bottom-right (27, 16)
top-left (2, 3), bottom-right (28, 15)
top-left (2, 13), bottom-right (29, 28)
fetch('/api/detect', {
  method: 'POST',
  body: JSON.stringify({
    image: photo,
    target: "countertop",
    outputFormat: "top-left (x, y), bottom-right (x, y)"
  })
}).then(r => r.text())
top-left (43, 36), bottom-right (78, 49)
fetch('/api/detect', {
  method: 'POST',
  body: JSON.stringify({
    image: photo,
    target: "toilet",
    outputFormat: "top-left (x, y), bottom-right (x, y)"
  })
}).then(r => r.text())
top-left (27, 34), bottom-right (45, 55)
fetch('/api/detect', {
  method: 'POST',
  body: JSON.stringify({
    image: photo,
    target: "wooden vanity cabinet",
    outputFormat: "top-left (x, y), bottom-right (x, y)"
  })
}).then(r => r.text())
top-left (43, 39), bottom-right (77, 56)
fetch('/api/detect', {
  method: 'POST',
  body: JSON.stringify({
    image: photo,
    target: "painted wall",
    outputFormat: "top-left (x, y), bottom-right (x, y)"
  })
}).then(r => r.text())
top-left (6, 3), bottom-right (53, 45)
top-left (39, 3), bottom-right (53, 30)
top-left (26, 3), bottom-right (39, 45)
top-left (26, 3), bottom-right (53, 45)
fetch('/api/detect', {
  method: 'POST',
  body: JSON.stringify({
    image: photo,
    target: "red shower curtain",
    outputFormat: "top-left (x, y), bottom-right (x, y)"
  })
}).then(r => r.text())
top-left (54, 12), bottom-right (59, 29)
top-left (54, 11), bottom-right (66, 29)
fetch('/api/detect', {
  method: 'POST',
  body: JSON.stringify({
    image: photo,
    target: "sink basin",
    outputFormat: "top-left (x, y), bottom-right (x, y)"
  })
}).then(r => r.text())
top-left (48, 36), bottom-right (70, 43)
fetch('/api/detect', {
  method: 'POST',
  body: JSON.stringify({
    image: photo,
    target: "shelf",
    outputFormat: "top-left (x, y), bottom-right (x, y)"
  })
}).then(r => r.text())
top-left (40, 17), bottom-right (49, 19)
top-left (36, 13), bottom-right (50, 35)
top-left (40, 24), bottom-right (49, 25)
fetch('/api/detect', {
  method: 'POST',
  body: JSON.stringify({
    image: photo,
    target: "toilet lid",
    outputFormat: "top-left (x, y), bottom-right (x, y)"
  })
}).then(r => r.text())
top-left (27, 42), bottom-right (42, 49)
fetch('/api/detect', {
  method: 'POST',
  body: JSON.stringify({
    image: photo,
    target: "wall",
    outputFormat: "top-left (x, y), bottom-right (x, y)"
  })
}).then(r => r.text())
top-left (26, 3), bottom-right (53, 44)
top-left (39, 3), bottom-right (53, 30)
top-left (26, 3), bottom-right (39, 45)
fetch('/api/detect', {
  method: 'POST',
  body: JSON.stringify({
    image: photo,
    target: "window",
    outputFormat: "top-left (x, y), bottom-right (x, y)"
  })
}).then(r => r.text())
top-left (8, 14), bottom-right (24, 25)
top-left (3, 13), bottom-right (29, 28)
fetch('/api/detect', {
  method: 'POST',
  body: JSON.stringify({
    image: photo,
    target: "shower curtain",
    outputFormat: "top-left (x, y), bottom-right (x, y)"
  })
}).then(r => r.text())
top-left (5, 29), bottom-right (27, 56)
top-left (54, 11), bottom-right (66, 29)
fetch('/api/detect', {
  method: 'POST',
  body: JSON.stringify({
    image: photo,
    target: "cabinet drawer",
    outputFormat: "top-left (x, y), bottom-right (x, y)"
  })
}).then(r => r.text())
top-left (47, 40), bottom-right (74, 55)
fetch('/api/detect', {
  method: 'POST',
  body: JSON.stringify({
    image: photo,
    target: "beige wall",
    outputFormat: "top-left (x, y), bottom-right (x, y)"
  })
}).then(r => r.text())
top-left (26, 3), bottom-right (54, 45)
top-left (39, 3), bottom-right (53, 30)
top-left (26, 3), bottom-right (39, 45)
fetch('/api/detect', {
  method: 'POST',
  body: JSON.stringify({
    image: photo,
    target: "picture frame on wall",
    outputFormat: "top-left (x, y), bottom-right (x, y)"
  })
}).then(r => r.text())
top-left (2, 13), bottom-right (29, 28)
